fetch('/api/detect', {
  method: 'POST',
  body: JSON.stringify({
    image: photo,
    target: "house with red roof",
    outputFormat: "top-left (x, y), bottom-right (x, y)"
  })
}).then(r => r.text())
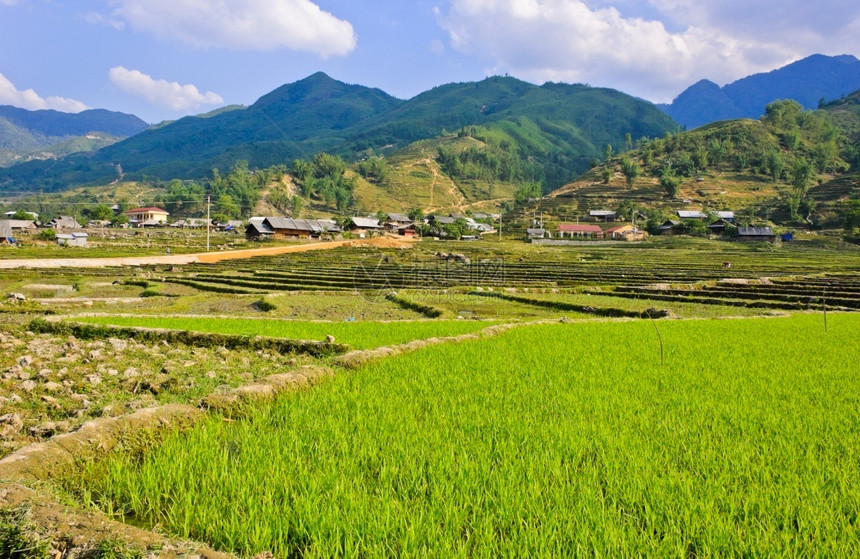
top-left (125, 207), bottom-right (169, 226)
top-left (558, 223), bottom-right (604, 238)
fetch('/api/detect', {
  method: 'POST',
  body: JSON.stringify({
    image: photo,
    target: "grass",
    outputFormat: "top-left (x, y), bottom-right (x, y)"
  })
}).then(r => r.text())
top-left (72, 316), bottom-right (498, 350)
top-left (61, 313), bottom-right (860, 557)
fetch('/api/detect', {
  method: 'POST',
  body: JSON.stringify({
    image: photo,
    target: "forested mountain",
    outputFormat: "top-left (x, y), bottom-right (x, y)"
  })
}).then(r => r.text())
top-left (660, 54), bottom-right (860, 129)
top-left (0, 106), bottom-right (148, 167)
top-left (548, 99), bottom-right (859, 230)
top-left (0, 73), bottom-right (676, 193)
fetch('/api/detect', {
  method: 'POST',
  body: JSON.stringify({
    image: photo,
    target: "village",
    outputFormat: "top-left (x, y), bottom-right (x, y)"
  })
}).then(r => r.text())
top-left (1, 204), bottom-right (787, 249)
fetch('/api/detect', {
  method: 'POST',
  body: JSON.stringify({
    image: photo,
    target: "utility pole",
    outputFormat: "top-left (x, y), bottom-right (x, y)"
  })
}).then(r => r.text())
top-left (206, 195), bottom-right (211, 252)
top-left (499, 206), bottom-right (503, 241)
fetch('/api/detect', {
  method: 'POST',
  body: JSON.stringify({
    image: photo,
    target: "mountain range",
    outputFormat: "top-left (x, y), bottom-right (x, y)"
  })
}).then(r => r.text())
top-left (659, 54), bottom-right (860, 129)
top-left (0, 106), bottom-right (148, 167)
top-left (0, 73), bottom-right (676, 193)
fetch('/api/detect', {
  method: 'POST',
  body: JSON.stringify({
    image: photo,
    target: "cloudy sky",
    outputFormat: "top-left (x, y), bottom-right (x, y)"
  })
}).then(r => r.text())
top-left (1, 0), bottom-right (858, 123)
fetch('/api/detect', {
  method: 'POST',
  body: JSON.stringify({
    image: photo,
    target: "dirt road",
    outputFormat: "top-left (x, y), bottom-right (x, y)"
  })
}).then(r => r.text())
top-left (0, 236), bottom-right (417, 269)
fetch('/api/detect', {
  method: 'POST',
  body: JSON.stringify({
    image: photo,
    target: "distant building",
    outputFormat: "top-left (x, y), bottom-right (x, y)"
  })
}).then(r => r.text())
top-left (126, 207), bottom-right (169, 226)
top-left (659, 220), bottom-right (681, 235)
top-left (715, 211), bottom-right (735, 221)
top-left (348, 217), bottom-right (383, 238)
top-left (526, 228), bottom-right (548, 240)
top-left (4, 211), bottom-right (38, 219)
top-left (47, 216), bottom-right (83, 230)
top-left (0, 220), bottom-right (12, 242)
top-left (558, 223), bottom-right (604, 238)
top-left (56, 232), bottom-right (88, 247)
top-left (604, 224), bottom-right (646, 241)
top-left (736, 226), bottom-right (776, 242)
top-left (677, 210), bottom-right (707, 220)
top-left (5, 220), bottom-right (37, 232)
top-left (589, 210), bottom-right (617, 222)
top-left (707, 219), bottom-right (732, 235)
top-left (245, 217), bottom-right (340, 240)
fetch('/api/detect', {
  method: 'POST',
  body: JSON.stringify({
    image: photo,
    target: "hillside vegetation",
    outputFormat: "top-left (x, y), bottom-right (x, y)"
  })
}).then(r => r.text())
top-left (0, 73), bottom-right (676, 195)
top-left (549, 99), bottom-right (859, 229)
top-left (0, 106), bottom-right (147, 167)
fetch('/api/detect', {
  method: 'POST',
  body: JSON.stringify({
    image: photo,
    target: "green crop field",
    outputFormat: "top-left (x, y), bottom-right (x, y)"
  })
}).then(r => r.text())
top-left (73, 316), bottom-right (497, 350)
top-left (60, 313), bottom-right (860, 557)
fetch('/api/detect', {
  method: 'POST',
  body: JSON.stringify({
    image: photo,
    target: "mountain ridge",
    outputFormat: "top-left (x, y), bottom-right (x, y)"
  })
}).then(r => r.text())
top-left (0, 73), bottom-right (676, 193)
top-left (660, 54), bottom-right (860, 129)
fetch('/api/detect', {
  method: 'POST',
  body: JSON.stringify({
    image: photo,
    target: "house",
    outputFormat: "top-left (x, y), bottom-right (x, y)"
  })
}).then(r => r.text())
top-left (706, 219), bottom-right (732, 235)
top-left (715, 211), bottom-right (735, 221)
top-left (56, 232), bottom-right (88, 247)
top-left (589, 210), bottom-right (617, 222)
top-left (386, 213), bottom-right (412, 227)
top-left (0, 220), bottom-right (12, 243)
top-left (659, 220), bottom-right (681, 235)
top-left (125, 207), bottom-right (169, 226)
top-left (348, 217), bottom-right (383, 237)
top-left (677, 210), bottom-right (707, 220)
top-left (397, 223), bottom-right (417, 237)
top-left (6, 220), bottom-right (37, 232)
top-left (171, 218), bottom-right (211, 229)
top-left (219, 220), bottom-right (245, 232)
top-left (604, 224), bottom-right (646, 241)
top-left (736, 226), bottom-right (776, 242)
top-left (47, 216), bottom-right (82, 230)
top-left (4, 211), bottom-right (38, 220)
top-left (246, 217), bottom-right (275, 239)
top-left (266, 217), bottom-right (336, 238)
top-left (526, 228), bottom-right (548, 240)
top-left (558, 223), bottom-right (604, 238)
top-left (429, 215), bottom-right (456, 226)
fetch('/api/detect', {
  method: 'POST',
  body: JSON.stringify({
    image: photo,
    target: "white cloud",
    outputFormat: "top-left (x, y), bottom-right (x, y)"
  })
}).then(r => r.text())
top-left (0, 72), bottom-right (89, 112)
top-left (109, 67), bottom-right (224, 111)
top-left (0, 0), bottom-right (20, 6)
top-left (438, 0), bottom-right (860, 102)
top-left (107, 0), bottom-right (356, 57)
top-left (83, 11), bottom-right (125, 30)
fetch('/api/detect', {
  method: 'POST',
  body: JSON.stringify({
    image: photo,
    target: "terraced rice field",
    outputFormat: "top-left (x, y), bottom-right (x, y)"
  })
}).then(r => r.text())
top-left (61, 313), bottom-right (860, 557)
top-left (73, 316), bottom-right (498, 350)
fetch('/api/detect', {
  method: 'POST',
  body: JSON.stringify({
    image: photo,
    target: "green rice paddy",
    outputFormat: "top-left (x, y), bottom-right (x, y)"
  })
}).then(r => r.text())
top-left (63, 313), bottom-right (860, 557)
top-left (73, 316), bottom-right (497, 350)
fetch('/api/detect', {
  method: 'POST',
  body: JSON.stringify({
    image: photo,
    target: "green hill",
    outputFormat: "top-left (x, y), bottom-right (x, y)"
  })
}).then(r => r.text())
top-left (0, 105), bottom-right (146, 167)
top-left (0, 73), bottom-right (677, 195)
top-left (545, 99), bottom-right (859, 229)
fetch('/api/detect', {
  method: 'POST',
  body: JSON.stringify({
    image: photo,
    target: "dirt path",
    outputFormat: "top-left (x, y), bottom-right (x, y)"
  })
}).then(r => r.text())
top-left (0, 236), bottom-right (417, 270)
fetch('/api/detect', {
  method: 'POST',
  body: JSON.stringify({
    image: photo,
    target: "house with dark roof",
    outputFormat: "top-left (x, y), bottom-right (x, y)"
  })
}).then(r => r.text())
top-left (736, 226), bottom-right (776, 242)
top-left (0, 220), bottom-right (12, 242)
top-left (589, 210), bottom-right (617, 222)
top-left (47, 216), bottom-right (83, 230)
top-left (659, 220), bottom-right (681, 235)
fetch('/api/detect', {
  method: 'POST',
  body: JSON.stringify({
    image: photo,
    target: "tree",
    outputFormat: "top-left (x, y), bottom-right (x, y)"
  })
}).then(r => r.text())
top-left (624, 132), bottom-right (633, 152)
top-left (407, 208), bottom-right (425, 221)
top-left (620, 157), bottom-right (640, 188)
top-left (88, 204), bottom-right (115, 222)
top-left (604, 144), bottom-right (614, 161)
top-left (660, 170), bottom-right (681, 199)
top-left (601, 167), bottom-right (613, 185)
top-left (514, 182), bottom-right (541, 205)
top-left (790, 157), bottom-right (813, 194)
top-left (766, 151), bottom-right (785, 182)
top-left (11, 209), bottom-right (34, 220)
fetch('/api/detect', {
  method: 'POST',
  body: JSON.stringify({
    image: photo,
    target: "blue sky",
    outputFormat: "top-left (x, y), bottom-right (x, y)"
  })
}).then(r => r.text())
top-left (1, 0), bottom-right (859, 123)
